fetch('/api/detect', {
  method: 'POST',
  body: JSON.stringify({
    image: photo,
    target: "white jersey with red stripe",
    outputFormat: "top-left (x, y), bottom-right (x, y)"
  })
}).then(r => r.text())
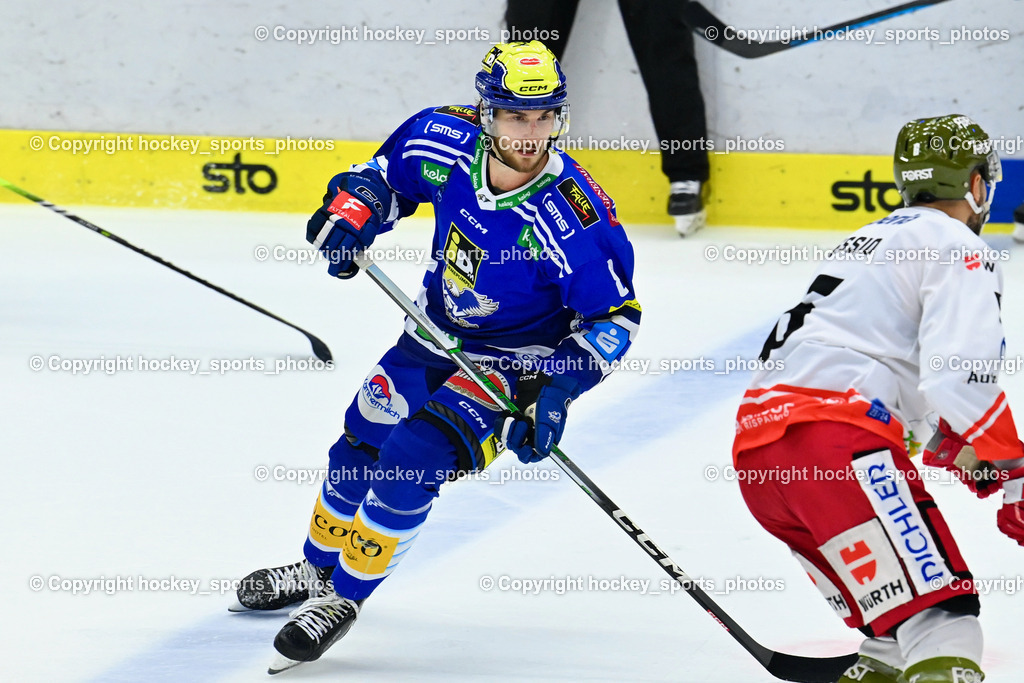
top-left (735, 206), bottom-right (1023, 464)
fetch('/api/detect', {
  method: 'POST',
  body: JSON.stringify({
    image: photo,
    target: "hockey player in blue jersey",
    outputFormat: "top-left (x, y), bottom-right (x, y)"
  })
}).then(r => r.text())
top-left (234, 41), bottom-right (642, 674)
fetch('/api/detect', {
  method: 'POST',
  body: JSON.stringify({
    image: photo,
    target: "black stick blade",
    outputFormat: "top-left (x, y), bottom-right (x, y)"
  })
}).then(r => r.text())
top-left (307, 334), bottom-right (333, 363)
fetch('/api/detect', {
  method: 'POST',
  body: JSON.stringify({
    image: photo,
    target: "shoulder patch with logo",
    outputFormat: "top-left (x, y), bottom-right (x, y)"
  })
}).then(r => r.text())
top-left (433, 105), bottom-right (479, 125)
top-left (574, 164), bottom-right (620, 227)
top-left (420, 160), bottom-right (450, 186)
top-left (556, 177), bottom-right (599, 228)
top-left (583, 321), bottom-right (628, 361)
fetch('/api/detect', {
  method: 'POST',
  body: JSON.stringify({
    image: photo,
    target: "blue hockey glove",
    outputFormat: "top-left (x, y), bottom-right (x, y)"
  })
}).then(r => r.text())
top-left (496, 372), bottom-right (582, 463)
top-left (305, 173), bottom-right (392, 278)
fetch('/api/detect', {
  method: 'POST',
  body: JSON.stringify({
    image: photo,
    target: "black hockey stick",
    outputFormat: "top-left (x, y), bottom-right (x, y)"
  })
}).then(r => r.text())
top-left (683, 0), bottom-right (951, 59)
top-left (0, 177), bottom-right (332, 362)
top-left (355, 254), bottom-right (858, 683)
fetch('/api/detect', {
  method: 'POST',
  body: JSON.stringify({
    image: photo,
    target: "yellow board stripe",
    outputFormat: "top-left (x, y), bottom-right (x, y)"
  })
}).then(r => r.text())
top-left (0, 129), bottom-right (379, 213)
top-left (0, 128), bottom-right (1011, 231)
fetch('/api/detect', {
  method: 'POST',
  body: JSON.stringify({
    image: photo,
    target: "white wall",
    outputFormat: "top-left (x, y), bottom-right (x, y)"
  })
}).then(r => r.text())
top-left (2, 0), bottom-right (1021, 156)
top-left (708, 0), bottom-right (1024, 155)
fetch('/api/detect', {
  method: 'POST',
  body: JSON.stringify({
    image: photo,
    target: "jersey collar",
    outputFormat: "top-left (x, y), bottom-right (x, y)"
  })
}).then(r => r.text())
top-left (469, 135), bottom-right (563, 211)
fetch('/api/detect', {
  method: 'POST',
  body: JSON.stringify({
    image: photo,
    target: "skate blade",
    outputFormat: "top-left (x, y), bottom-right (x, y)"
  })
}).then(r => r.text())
top-left (674, 210), bottom-right (707, 238)
top-left (268, 652), bottom-right (303, 675)
top-left (227, 598), bottom-right (252, 613)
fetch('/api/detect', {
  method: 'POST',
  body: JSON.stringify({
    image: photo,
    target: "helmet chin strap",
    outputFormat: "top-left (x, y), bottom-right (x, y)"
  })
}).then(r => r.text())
top-left (965, 179), bottom-right (997, 223)
top-left (486, 138), bottom-right (513, 169)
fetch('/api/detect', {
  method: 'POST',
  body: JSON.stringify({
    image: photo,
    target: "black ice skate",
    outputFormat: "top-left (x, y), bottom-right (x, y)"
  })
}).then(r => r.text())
top-left (267, 588), bottom-right (361, 674)
top-left (229, 559), bottom-right (332, 612)
top-left (668, 180), bottom-right (707, 237)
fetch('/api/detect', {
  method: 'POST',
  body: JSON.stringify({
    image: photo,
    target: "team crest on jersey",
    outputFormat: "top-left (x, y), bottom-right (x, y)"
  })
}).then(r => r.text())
top-left (556, 178), bottom-right (599, 228)
top-left (357, 367), bottom-right (409, 425)
top-left (443, 223), bottom-right (484, 288)
top-left (442, 278), bottom-right (499, 328)
top-left (441, 224), bottom-right (498, 328)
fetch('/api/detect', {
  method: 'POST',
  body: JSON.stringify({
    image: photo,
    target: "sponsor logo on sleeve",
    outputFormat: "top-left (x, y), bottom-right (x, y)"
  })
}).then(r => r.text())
top-left (433, 105), bottom-right (480, 125)
top-left (574, 163), bottom-right (620, 227)
top-left (426, 121), bottom-right (473, 144)
top-left (420, 160), bottom-right (450, 186)
top-left (557, 177), bottom-right (599, 228)
top-left (583, 321), bottom-right (628, 362)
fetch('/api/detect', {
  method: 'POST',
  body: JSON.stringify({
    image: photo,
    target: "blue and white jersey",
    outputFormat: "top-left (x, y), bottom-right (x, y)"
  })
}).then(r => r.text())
top-left (334, 104), bottom-right (641, 392)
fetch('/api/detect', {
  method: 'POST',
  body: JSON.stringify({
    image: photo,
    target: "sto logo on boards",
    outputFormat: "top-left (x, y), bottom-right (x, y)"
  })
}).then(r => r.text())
top-left (202, 153), bottom-right (277, 194)
top-left (831, 170), bottom-right (902, 213)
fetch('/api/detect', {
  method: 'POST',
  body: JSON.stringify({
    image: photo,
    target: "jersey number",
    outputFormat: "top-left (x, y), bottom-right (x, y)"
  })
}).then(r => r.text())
top-left (759, 275), bottom-right (843, 361)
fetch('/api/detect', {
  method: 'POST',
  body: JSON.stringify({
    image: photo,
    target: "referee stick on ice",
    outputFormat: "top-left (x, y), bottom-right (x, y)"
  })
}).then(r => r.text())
top-left (354, 253), bottom-right (858, 683)
top-left (0, 177), bottom-right (332, 362)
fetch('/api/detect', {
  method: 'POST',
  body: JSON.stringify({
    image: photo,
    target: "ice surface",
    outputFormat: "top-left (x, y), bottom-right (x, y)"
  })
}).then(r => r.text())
top-left (2, 206), bottom-right (1021, 681)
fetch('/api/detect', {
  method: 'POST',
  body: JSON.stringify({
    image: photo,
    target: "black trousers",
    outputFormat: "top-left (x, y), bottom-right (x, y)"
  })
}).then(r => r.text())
top-left (506, 0), bottom-right (710, 183)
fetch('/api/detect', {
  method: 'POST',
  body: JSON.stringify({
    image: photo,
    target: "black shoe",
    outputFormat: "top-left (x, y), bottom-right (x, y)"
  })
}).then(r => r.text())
top-left (268, 590), bottom-right (361, 674)
top-left (668, 181), bottom-right (707, 237)
top-left (231, 559), bottom-right (332, 612)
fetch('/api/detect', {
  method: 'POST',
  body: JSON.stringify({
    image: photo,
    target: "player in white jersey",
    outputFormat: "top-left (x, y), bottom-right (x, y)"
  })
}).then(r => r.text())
top-left (733, 115), bottom-right (1023, 683)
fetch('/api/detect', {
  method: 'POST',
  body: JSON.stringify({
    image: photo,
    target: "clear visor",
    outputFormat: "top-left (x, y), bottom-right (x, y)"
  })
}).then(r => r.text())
top-left (479, 104), bottom-right (570, 140)
top-left (966, 150), bottom-right (1001, 219)
top-left (983, 148), bottom-right (1003, 183)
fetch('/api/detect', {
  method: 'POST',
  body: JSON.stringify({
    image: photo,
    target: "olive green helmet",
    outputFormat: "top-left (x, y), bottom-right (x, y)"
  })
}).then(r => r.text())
top-left (893, 114), bottom-right (1001, 213)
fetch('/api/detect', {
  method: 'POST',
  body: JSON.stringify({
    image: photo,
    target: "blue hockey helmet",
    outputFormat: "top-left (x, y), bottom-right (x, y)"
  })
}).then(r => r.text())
top-left (475, 41), bottom-right (570, 139)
